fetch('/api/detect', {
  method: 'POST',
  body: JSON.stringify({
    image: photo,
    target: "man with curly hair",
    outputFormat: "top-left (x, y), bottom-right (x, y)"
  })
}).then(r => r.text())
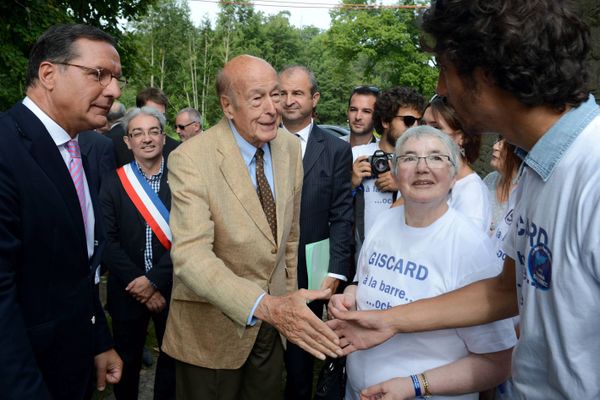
top-left (328, 1), bottom-right (600, 399)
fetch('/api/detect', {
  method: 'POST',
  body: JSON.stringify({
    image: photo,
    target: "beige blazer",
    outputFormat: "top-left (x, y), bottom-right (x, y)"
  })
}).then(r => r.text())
top-left (162, 118), bottom-right (303, 369)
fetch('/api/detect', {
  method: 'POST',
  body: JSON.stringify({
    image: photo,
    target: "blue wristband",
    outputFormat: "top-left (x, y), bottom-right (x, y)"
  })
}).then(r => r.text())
top-left (411, 374), bottom-right (422, 397)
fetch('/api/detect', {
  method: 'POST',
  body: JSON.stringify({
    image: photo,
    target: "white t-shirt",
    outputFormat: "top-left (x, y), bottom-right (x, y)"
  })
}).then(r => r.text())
top-left (449, 172), bottom-right (492, 232)
top-left (504, 114), bottom-right (600, 400)
top-left (352, 142), bottom-right (395, 238)
top-left (346, 206), bottom-right (516, 400)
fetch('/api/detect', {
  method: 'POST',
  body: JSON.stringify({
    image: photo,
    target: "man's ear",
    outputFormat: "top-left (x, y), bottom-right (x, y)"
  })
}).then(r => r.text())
top-left (123, 135), bottom-right (132, 150)
top-left (37, 61), bottom-right (58, 90)
top-left (221, 95), bottom-right (235, 119)
top-left (312, 91), bottom-right (321, 108)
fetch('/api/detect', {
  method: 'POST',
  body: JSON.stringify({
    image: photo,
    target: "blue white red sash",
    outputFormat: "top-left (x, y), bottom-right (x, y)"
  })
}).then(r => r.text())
top-left (116, 162), bottom-right (172, 249)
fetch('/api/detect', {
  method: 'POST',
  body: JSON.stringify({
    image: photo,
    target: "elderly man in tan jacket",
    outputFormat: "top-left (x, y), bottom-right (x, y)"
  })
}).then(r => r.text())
top-left (162, 55), bottom-right (343, 400)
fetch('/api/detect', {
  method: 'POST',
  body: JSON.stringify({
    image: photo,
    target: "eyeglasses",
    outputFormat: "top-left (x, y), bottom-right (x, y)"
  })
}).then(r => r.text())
top-left (396, 154), bottom-right (454, 169)
top-left (393, 115), bottom-right (419, 127)
top-left (128, 127), bottom-right (163, 140)
top-left (429, 93), bottom-right (447, 104)
top-left (352, 85), bottom-right (380, 95)
top-left (175, 121), bottom-right (196, 130)
top-left (55, 62), bottom-right (128, 89)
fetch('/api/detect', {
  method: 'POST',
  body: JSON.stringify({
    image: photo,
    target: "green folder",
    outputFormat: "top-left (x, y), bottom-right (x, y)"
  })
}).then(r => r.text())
top-left (306, 238), bottom-right (330, 290)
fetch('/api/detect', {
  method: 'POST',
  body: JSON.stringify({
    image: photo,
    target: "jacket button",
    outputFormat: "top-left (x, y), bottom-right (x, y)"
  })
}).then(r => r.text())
top-left (271, 247), bottom-right (277, 254)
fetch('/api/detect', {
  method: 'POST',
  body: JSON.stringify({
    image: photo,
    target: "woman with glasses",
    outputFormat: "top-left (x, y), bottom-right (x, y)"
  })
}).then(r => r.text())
top-left (421, 96), bottom-right (491, 232)
top-left (330, 126), bottom-right (515, 400)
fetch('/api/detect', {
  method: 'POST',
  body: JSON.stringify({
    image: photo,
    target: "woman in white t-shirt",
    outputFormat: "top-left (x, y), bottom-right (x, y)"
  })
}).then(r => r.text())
top-left (421, 96), bottom-right (491, 232)
top-left (329, 126), bottom-right (516, 400)
top-left (483, 136), bottom-right (520, 236)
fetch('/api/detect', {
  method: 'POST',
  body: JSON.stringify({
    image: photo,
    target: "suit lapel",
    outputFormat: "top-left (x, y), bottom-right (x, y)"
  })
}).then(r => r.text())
top-left (216, 119), bottom-right (276, 245)
top-left (303, 125), bottom-right (324, 178)
top-left (270, 129), bottom-right (291, 246)
top-left (9, 104), bottom-right (87, 246)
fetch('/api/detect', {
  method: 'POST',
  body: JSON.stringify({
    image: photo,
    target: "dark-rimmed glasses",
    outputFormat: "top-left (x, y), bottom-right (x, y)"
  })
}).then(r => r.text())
top-left (55, 62), bottom-right (127, 89)
top-left (396, 154), bottom-right (454, 169)
top-left (175, 121), bottom-right (196, 130)
top-left (393, 115), bottom-right (419, 127)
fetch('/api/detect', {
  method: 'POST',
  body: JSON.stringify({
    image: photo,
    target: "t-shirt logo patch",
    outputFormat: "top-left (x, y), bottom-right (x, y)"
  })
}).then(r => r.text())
top-left (528, 243), bottom-right (552, 290)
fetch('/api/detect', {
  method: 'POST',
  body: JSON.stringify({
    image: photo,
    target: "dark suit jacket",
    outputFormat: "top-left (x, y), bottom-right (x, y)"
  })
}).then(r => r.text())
top-left (107, 123), bottom-right (180, 167)
top-left (100, 167), bottom-right (173, 321)
top-left (297, 125), bottom-right (354, 290)
top-left (79, 130), bottom-right (116, 189)
top-left (0, 102), bottom-right (113, 399)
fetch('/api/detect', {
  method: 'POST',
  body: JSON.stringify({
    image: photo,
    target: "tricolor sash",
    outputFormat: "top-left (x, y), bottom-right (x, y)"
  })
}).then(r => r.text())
top-left (116, 162), bottom-right (172, 249)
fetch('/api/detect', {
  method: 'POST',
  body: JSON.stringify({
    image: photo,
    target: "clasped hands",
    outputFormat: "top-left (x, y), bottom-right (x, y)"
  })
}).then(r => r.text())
top-left (126, 275), bottom-right (166, 313)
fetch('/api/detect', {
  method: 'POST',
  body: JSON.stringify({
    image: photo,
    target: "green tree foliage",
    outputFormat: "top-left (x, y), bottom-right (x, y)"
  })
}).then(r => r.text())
top-left (0, 0), bottom-right (154, 111)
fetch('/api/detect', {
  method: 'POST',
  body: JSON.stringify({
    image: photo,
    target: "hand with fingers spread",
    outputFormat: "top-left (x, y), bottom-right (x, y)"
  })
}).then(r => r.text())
top-left (326, 309), bottom-right (396, 356)
top-left (352, 156), bottom-right (372, 188)
top-left (254, 288), bottom-right (344, 360)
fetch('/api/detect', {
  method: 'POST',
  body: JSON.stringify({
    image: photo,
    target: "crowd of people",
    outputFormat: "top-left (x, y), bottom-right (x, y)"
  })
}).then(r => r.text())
top-left (1, 0), bottom-right (599, 399)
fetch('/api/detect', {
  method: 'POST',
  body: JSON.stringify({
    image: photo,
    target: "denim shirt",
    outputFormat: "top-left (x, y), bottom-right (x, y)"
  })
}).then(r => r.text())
top-left (516, 95), bottom-right (600, 182)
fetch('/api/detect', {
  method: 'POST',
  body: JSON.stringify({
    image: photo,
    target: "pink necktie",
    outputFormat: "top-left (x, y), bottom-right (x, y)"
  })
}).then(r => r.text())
top-left (65, 140), bottom-right (87, 230)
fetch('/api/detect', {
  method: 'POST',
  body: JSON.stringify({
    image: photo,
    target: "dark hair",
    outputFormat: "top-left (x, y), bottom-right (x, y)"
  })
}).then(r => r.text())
top-left (426, 95), bottom-right (481, 164)
top-left (374, 86), bottom-right (425, 134)
top-left (280, 65), bottom-right (319, 95)
top-left (26, 24), bottom-right (115, 88)
top-left (348, 86), bottom-right (380, 107)
top-left (422, 0), bottom-right (590, 109)
top-left (136, 87), bottom-right (168, 110)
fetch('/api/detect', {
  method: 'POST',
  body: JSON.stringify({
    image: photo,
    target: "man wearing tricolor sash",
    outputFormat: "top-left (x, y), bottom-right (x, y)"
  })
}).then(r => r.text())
top-left (99, 106), bottom-right (175, 399)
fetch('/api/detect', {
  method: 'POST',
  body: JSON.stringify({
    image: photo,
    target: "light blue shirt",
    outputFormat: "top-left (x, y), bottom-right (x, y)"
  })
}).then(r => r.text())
top-left (228, 120), bottom-right (274, 325)
top-left (229, 120), bottom-right (276, 199)
top-left (516, 94), bottom-right (600, 182)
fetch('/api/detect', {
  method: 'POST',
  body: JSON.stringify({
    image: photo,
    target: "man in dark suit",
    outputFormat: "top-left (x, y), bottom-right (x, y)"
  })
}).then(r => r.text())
top-left (279, 65), bottom-right (354, 399)
top-left (100, 106), bottom-right (175, 399)
top-left (79, 130), bottom-right (117, 188)
top-left (106, 87), bottom-right (179, 167)
top-left (0, 24), bottom-right (122, 399)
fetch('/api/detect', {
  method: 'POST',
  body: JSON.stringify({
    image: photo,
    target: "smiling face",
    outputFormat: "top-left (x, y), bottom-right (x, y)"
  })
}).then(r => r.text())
top-left (124, 113), bottom-right (165, 163)
top-left (395, 135), bottom-right (456, 207)
top-left (280, 68), bottom-right (319, 131)
top-left (49, 38), bottom-right (122, 136)
top-left (220, 56), bottom-right (281, 147)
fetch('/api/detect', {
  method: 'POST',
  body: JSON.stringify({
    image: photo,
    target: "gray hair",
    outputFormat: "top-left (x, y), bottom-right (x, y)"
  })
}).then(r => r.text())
top-left (122, 106), bottom-right (166, 134)
top-left (177, 107), bottom-right (202, 127)
top-left (394, 125), bottom-right (460, 177)
top-left (107, 102), bottom-right (126, 124)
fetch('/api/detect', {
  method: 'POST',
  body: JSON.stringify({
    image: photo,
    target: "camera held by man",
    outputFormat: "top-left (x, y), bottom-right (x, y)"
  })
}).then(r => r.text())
top-left (367, 149), bottom-right (394, 178)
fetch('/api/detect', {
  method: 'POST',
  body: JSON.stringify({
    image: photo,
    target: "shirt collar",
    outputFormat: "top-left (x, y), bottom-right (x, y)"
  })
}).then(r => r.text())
top-left (135, 157), bottom-right (164, 180)
top-left (518, 94), bottom-right (600, 182)
top-left (228, 119), bottom-right (271, 166)
top-left (283, 119), bottom-right (313, 142)
top-left (22, 96), bottom-right (73, 147)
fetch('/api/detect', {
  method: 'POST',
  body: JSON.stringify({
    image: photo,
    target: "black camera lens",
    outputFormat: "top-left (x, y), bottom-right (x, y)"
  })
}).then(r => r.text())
top-left (368, 150), bottom-right (391, 177)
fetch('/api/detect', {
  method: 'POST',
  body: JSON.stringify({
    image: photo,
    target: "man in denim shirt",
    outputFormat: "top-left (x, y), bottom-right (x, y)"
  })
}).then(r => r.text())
top-left (327, 1), bottom-right (600, 399)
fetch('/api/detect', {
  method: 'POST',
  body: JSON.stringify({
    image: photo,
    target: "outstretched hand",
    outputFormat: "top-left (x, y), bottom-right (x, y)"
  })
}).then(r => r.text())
top-left (255, 289), bottom-right (343, 360)
top-left (326, 308), bottom-right (396, 356)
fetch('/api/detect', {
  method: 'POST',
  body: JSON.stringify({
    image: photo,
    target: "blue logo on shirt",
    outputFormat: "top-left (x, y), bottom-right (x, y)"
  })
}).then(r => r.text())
top-left (528, 243), bottom-right (552, 290)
